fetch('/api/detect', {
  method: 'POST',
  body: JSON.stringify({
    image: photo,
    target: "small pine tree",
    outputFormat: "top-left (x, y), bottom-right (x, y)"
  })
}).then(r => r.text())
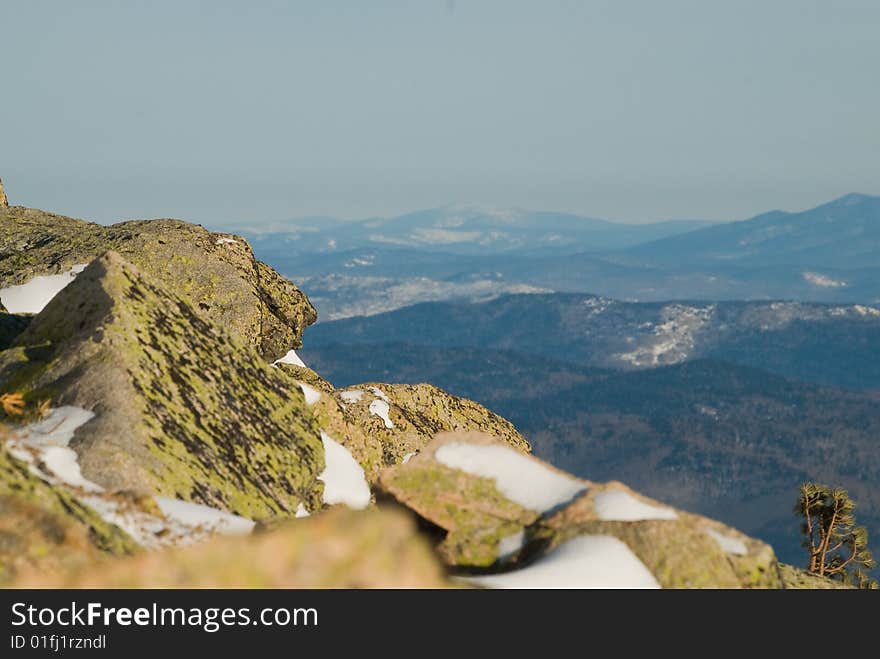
top-left (795, 482), bottom-right (877, 588)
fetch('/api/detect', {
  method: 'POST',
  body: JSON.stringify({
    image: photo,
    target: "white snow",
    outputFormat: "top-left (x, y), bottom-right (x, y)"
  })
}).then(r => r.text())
top-left (803, 271), bottom-right (847, 288)
top-left (617, 304), bottom-right (714, 367)
top-left (339, 389), bottom-right (365, 403)
top-left (0, 264), bottom-right (88, 314)
top-left (272, 349), bottom-right (306, 368)
top-left (154, 496), bottom-right (255, 535)
top-left (8, 406), bottom-right (101, 492)
top-left (7, 406), bottom-right (257, 548)
top-left (215, 237), bottom-right (238, 245)
top-left (368, 399), bottom-right (394, 428)
top-left (401, 452), bottom-right (416, 464)
top-left (369, 386), bottom-right (390, 402)
top-left (498, 530), bottom-right (525, 559)
top-left (464, 535), bottom-right (660, 589)
top-left (705, 528), bottom-right (748, 556)
top-left (434, 442), bottom-right (586, 513)
top-left (295, 503), bottom-right (311, 518)
top-left (592, 489), bottom-right (678, 521)
top-left (318, 431), bottom-right (371, 509)
top-left (853, 304), bottom-right (880, 317)
top-left (298, 382), bottom-right (321, 405)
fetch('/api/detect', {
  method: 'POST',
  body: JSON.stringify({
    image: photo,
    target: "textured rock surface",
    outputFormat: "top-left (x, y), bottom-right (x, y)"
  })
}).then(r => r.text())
top-left (0, 179), bottom-right (7, 207)
top-left (15, 507), bottom-right (453, 588)
top-left (1, 252), bottom-right (325, 518)
top-left (0, 207), bottom-right (316, 359)
top-left (380, 431), bottom-right (783, 587)
top-left (0, 440), bottom-right (138, 585)
top-left (778, 564), bottom-right (852, 589)
top-left (337, 382), bottom-right (530, 466)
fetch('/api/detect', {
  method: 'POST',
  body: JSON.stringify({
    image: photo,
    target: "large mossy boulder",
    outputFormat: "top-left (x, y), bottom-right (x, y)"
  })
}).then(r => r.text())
top-left (0, 252), bottom-right (325, 518)
top-left (0, 206), bottom-right (316, 360)
top-left (13, 506), bottom-right (453, 588)
top-left (334, 382), bottom-right (531, 466)
top-left (380, 431), bottom-right (783, 588)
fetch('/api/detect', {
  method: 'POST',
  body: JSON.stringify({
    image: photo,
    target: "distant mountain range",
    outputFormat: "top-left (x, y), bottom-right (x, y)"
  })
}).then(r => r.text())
top-left (241, 205), bottom-right (713, 257)
top-left (240, 193), bottom-right (880, 318)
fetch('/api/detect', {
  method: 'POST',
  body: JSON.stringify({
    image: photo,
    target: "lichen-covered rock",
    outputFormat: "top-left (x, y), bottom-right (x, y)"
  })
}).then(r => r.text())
top-left (336, 382), bottom-right (531, 466)
top-left (291, 381), bottom-right (385, 482)
top-left (1, 252), bottom-right (325, 519)
top-left (0, 206), bottom-right (316, 359)
top-left (379, 431), bottom-right (784, 588)
top-left (14, 506), bottom-right (453, 588)
top-left (276, 363), bottom-right (335, 394)
top-left (0, 439), bottom-right (139, 585)
top-left (778, 564), bottom-right (853, 589)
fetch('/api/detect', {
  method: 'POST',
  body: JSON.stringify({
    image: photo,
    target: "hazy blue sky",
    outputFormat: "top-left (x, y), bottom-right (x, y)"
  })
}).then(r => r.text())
top-left (2, 1), bottom-right (878, 226)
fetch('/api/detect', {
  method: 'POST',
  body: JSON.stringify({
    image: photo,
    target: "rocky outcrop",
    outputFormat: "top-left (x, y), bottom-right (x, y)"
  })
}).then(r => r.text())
top-left (0, 440), bottom-right (139, 585)
top-left (1, 252), bottom-right (325, 518)
top-left (779, 564), bottom-right (853, 589)
top-left (14, 507), bottom-right (452, 588)
top-left (0, 207), bottom-right (316, 359)
top-left (380, 431), bottom-right (783, 588)
top-left (334, 382), bottom-right (530, 466)
top-left (0, 179), bottom-right (7, 207)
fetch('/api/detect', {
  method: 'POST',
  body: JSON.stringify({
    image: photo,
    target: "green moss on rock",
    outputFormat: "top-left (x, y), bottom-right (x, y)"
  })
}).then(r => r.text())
top-left (0, 441), bottom-right (138, 585)
top-left (0, 206), bottom-right (316, 359)
top-left (337, 382), bottom-right (530, 466)
top-left (4, 252), bottom-right (325, 518)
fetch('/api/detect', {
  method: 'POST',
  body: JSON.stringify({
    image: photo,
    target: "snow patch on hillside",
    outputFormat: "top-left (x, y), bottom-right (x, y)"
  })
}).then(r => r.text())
top-left (0, 264), bottom-right (88, 314)
top-left (803, 272), bottom-right (847, 288)
top-left (462, 535), bottom-right (660, 589)
top-left (617, 304), bottom-right (714, 367)
top-left (434, 442), bottom-right (586, 513)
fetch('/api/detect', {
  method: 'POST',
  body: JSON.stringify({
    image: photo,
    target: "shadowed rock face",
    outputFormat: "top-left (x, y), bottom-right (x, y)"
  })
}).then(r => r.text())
top-left (1, 252), bottom-right (325, 518)
top-left (380, 431), bottom-right (784, 588)
top-left (0, 207), bottom-right (316, 359)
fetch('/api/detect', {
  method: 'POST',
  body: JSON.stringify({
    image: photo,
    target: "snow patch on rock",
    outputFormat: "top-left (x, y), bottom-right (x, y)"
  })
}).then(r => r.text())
top-left (368, 399), bottom-right (394, 428)
top-left (463, 535), bottom-right (660, 589)
top-left (705, 528), bottom-right (748, 555)
top-left (272, 349), bottom-right (306, 368)
top-left (434, 442), bottom-right (586, 513)
top-left (592, 489), bottom-right (678, 521)
top-left (0, 264), bottom-right (88, 314)
top-left (318, 431), bottom-right (371, 509)
top-left (298, 382), bottom-right (321, 406)
top-left (339, 389), bottom-right (364, 403)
